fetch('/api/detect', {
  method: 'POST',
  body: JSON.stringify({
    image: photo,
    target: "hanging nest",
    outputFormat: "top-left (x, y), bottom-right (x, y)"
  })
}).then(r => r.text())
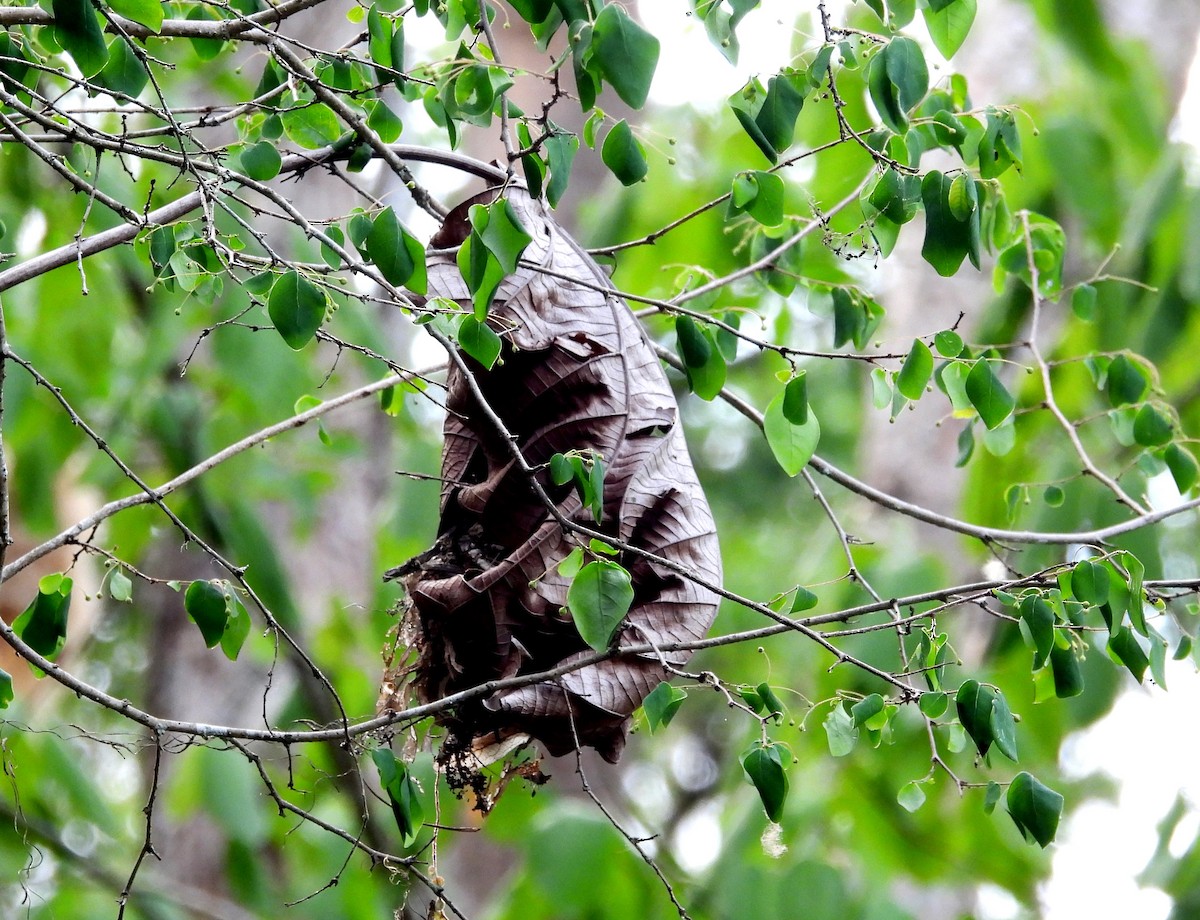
top-left (380, 186), bottom-right (721, 772)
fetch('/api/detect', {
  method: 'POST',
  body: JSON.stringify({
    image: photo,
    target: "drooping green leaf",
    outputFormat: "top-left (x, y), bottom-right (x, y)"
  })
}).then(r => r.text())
top-left (0, 669), bottom-right (12, 709)
top-left (1108, 626), bottom-right (1149, 683)
top-left (989, 688), bottom-right (1018, 762)
top-left (1072, 283), bottom-right (1097, 321)
top-left (372, 749), bottom-right (424, 845)
top-left (923, 0), bottom-right (976, 59)
top-left (898, 781), bottom-right (927, 813)
top-left (883, 36), bottom-right (928, 112)
top-left (590, 3), bottom-right (660, 109)
top-left (984, 780), bottom-right (1003, 814)
top-left (1164, 442), bottom-right (1199, 493)
top-left (753, 73), bottom-right (805, 156)
top-left (601, 119), bottom-right (648, 185)
top-left (108, 569), bottom-right (133, 603)
top-left (545, 127), bottom-right (579, 207)
top-left (643, 681), bottom-right (687, 733)
top-left (782, 372), bottom-right (808, 425)
top-left (367, 207), bottom-right (418, 287)
top-left (1049, 644), bottom-right (1085, 698)
top-left (896, 339), bottom-right (933, 400)
top-left (185, 580), bottom-right (229, 648)
top-left (1105, 353), bottom-right (1150, 406)
top-left (52, 0), bottom-right (109, 76)
top-left (675, 316), bottom-right (725, 400)
top-left (456, 315), bottom-right (502, 370)
top-left (965, 359), bottom-right (1014, 429)
top-left (97, 37), bottom-right (148, 98)
top-left (567, 560), bottom-right (634, 651)
top-left (220, 595), bottom-right (251, 661)
top-left (268, 270), bottom-right (326, 350)
top-left (1133, 404), bottom-right (1174, 447)
top-left (14, 573), bottom-right (73, 660)
top-left (955, 678), bottom-right (996, 757)
top-left (978, 108), bottom-right (1022, 179)
top-left (756, 682), bottom-right (785, 722)
top-left (479, 198), bottom-right (533, 274)
top-left (764, 388), bottom-right (820, 476)
top-left (742, 742), bottom-right (789, 822)
top-left (1070, 558), bottom-right (1109, 608)
top-left (1007, 772), bottom-right (1063, 847)
top-left (823, 704), bottom-right (858, 757)
top-left (921, 170), bottom-right (980, 276)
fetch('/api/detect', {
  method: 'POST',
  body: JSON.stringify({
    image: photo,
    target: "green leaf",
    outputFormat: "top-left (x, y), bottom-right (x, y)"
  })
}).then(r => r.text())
top-left (742, 742), bottom-right (789, 822)
top-left (590, 3), bottom-right (660, 109)
top-left (1105, 353), bottom-right (1150, 406)
top-left (898, 781), bottom-right (926, 813)
top-left (550, 453), bottom-right (574, 486)
top-left (965, 359), bottom-right (1014, 429)
top-left (1133, 404), bottom-right (1173, 447)
top-left (185, 580), bottom-right (229, 649)
top-left (108, 569), bottom-right (133, 603)
top-left (764, 388), bottom-right (820, 476)
top-left (1164, 442), bottom-right (1199, 493)
top-left (239, 141), bottom-right (282, 181)
top-left (753, 73), bottom-right (805, 156)
top-left (557, 546), bottom-right (584, 578)
top-left (567, 560), bottom-right (634, 651)
top-left (268, 270), bottom-right (326, 349)
top-left (782, 372), bottom-right (808, 425)
top-left (601, 119), bottom-right (648, 185)
top-left (52, 0), bottom-right (109, 76)
top-left (866, 168), bottom-right (920, 224)
top-left (456, 315), bottom-right (502, 370)
top-left (883, 36), bottom-right (928, 112)
top-left (220, 595), bottom-right (251, 661)
top-left (1070, 558), bottom-right (1109, 608)
top-left (1108, 627), bottom-right (1149, 683)
top-left (851, 693), bottom-right (885, 728)
top-left (790, 585), bottom-right (818, 612)
top-left (367, 207), bottom-right (418, 287)
top-left (675, 316), bottom-right (726, 400)
top-left (1071, 283), bottom-right (1097, 321)
top-left (978, 108), bottom-right (1022, 179)
top-left (14, 573), bottom-right (73, 660)
top-left (948, 173), bottom-right (976, 221)
top-left (367, 98), bottom-right (403, 143)
top-left (1043, 485), bottom-right (1065, 507)
top-left (0, 669), bottom-right (12, 709)
top-left (934, 329), bottom-right (964, 357)
top-left (281, 104), bottom-right (344, 150)
top-left (756, 682), bottom-right (785, 722)
top-left (1018, 595), bottom-right (1055, 670)
top-left (545, 128), bottom-right (579, 208)
top-left (922, 0), bottom-right (976, 59)
top-left (729, 171), bottom-right (786, 227)
top-left (955, 678), bottom-right (996, 757)
top-left (921, 170), bottom-right (980, 276)
top-left (479, 198), bottom-right (533, 274)
top-left (984, 781), bottom-right (1002, 814)
top-left (989, 688), bottom-right (1018, 762)
top-left (97, 37), bottom-right (148, 98)
top-left (919, 691), bottom-right (948, 718)
top-left (1007, 772), bottom-right (1063, 847)
top-left (1049, 644), bottom-right (1084, 698)
top-left (643, 682), bottom-right (687, 733)
top-left (107, 0), bottom-right (164, 31)
top-left (372, 749), bottom-right (424, 845)
top-left (896, 339), bottom-right (933, 400)
top-left (823, 704), bottom-right (858, 757)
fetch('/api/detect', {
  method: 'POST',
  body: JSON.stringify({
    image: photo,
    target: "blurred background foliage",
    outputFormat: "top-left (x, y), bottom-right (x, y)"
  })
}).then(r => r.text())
top-left (2, 0), bottom-right (1200, 918)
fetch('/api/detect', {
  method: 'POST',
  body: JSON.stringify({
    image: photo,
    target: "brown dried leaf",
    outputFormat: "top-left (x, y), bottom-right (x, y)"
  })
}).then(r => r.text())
top-left (387, 188), bottom-right (721, 764)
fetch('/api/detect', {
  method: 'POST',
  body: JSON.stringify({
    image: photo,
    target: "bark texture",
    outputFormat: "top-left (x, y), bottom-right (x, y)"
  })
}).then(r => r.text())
top-left (387, 187), bottom-right (721, 763)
